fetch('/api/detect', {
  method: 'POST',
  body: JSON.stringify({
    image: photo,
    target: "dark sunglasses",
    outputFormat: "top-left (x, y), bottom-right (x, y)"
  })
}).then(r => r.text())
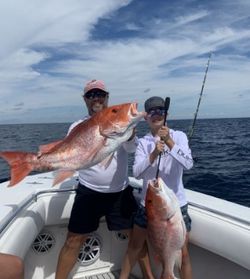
top-left (84, 90), bottom-right (108, 100)
top-left (148, 108), bottom-right (165, 117)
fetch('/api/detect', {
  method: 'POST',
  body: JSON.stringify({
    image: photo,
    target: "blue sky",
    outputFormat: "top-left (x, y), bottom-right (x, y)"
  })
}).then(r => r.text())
top-left (0, 0), bottom-right (250, 124)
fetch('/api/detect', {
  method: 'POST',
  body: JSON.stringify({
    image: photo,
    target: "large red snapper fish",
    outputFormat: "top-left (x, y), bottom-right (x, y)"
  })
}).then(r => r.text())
top-left (145, 178), bottom-right (186, 279)
top-left (0, 103), bottom-right (145, 187)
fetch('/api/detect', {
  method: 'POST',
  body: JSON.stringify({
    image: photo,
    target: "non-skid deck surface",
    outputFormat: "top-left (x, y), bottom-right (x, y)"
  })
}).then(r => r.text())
top-left (82, 270), bottom-right (138, 279)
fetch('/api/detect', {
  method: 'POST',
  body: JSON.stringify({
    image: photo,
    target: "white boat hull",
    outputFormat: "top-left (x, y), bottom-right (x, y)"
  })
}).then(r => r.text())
top-left (0, 173), bottom-right (249, 278)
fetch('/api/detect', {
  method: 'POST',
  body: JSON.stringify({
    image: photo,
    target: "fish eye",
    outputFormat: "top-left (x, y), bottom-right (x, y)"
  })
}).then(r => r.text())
top-left (112, 109), bottom-right (118, 113)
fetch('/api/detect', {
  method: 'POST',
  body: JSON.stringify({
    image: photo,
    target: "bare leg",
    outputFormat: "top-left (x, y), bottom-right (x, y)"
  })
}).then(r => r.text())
top-left (138, 242), bottom-right (155, 279)
top-left (55, 232), bottom-right (88, 279)
top-left (0, 253), bottom-right (24, 279)
top-left (119, 225), bottom-right (154, 279)
top-left (179, 233), bottom-right (192, 279)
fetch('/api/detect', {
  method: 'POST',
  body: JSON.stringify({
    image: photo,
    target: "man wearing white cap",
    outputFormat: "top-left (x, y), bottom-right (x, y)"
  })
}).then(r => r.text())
top-left (55, 80), bottom-right (151, 279)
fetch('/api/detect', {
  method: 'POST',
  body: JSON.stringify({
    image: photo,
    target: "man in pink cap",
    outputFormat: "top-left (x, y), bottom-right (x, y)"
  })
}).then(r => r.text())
top-left (82, 79), bottom-right (109, 115)
top-left (55, 80), bottom-right (151, 279)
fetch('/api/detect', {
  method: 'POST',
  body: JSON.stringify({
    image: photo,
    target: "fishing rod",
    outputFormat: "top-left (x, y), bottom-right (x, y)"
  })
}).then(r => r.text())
top-left (188, 53), bottom-right (212, 141)
top-left (155, 97), bottom-right (170, 179)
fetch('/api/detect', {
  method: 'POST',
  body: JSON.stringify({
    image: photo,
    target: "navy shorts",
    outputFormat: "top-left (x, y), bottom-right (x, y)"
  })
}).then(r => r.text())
top-left (68, 183), bottom-right (138, 234)
top-left (134, 204), bottom-right (192, 232)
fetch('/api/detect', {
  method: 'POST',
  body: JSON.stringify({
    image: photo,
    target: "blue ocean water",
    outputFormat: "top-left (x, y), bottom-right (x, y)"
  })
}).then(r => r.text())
top-left (0, 118), bottom-right (249, 207)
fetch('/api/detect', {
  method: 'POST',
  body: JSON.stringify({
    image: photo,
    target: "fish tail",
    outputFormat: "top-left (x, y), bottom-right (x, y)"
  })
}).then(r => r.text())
top-left (0, 151), bottom-right (36, 187)
top-left (160, 261), bottom-right (177, 279)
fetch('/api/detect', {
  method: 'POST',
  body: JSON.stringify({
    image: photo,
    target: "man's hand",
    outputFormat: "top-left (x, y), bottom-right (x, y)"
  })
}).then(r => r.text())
top-left (150, 140), bottom-right (165, 164)
top-left (157, 126), bottom-right (170, 143)
top-left (158, 125), bottom-right (175, 149)
top-left (154, 140), bottom-right (165, 155)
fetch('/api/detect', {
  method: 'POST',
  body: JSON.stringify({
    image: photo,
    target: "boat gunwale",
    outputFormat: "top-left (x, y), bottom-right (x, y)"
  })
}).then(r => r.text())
top-left (0, 187), bottom-right (249, 238)
top-left (0, 188), bottom-right (76, 236)
top-left (188, 201), bottom-right (250, 228)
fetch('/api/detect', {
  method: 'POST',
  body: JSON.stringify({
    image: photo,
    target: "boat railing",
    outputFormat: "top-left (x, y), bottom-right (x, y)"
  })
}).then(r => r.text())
top-left (129, 177), bottom-right (250, 228)
top-left (188, 201), bottom-right (250, 228)
top-left (0, 188), bottom-right (76, 236)
top-left (1, 186), bottom-right (249, 238)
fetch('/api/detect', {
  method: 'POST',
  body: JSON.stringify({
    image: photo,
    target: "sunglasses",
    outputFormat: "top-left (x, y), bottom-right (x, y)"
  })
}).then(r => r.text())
top-left (84, 90), bottom-right (108, 100)
top-left (147, 108), bottom-right (165, 117)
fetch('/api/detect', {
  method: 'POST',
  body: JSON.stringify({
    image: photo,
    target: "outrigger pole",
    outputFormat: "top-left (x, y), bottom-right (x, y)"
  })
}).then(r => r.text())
top-left (156, 97), bottom-right (170, 179)
top-left (188, 52), bottom-right (212, 141)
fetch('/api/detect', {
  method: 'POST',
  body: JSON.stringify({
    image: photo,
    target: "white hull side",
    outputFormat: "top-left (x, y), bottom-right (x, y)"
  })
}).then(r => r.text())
top-left (0, 173), bottom-right (249, 278)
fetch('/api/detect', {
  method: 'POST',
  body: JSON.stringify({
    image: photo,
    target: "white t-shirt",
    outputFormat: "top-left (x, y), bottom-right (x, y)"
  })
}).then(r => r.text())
top-left (133, 129), bottom-right (193, 207)
top-left (68, 117), bottom-right (137, 193)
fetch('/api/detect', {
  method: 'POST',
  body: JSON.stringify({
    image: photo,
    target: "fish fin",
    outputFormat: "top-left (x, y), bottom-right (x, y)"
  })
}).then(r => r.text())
top-left (0, 151), bottom-right (35, 187)
top-left (99, 126), bottom-right (121, 139)
top-left (52, 170), bottom-right (75, 186)
top-left (98, 153), bottom-right (114, 169)
top-left (38, 140), bottom-right (63, 155)
top-left (99, 126), bottom-right (112, 138)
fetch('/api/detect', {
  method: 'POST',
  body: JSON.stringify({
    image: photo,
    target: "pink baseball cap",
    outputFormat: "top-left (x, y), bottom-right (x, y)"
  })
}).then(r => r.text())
top-left (83, 79), bottom-right (108, 94)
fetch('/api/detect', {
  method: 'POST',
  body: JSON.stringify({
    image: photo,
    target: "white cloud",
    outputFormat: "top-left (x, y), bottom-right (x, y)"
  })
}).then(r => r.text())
top-left (0, 0), bottom-right (249, 123)
top-left (175, 11), bottom-right (209, 26)
top-left (0, 0), bottom-right (130, 57)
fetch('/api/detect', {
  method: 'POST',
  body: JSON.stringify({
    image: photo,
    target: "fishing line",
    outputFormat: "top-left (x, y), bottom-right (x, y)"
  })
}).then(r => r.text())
top-left (188, 53), bottom-right (212, 142)
top-left (155, 97), bottom-right (170, 179)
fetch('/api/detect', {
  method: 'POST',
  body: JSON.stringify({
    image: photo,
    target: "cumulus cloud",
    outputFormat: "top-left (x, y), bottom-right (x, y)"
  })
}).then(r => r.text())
top-left (0, 0), bottom-right (249, 123)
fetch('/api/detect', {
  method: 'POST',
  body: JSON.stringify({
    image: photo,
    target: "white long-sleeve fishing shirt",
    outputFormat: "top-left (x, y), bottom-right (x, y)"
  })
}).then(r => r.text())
top-left (133, 129), bottom-right (193, 207)
top-left (68, 117), bottom-right (137, 193)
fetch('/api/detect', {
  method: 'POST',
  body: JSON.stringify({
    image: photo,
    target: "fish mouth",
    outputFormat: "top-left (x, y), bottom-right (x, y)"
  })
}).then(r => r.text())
top-left (149, 179), bottom-right (163, 192)
top-left (130, 103), bottom-right (147, 118)
top-left (131, 103), bottom-right (138, 116)
top-left (149, 179), bottom-right (158, 188)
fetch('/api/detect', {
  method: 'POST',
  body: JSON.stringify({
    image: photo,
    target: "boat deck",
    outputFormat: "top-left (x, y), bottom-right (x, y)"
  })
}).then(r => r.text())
top-left (83, 270), bottom-right (138, 279)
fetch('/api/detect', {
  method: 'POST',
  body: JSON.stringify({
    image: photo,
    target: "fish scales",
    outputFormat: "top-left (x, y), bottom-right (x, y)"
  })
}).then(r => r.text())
top-left (145, 178), bottom-right (186, 279)
top-left (0, 103), bottom-right (145, 186)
